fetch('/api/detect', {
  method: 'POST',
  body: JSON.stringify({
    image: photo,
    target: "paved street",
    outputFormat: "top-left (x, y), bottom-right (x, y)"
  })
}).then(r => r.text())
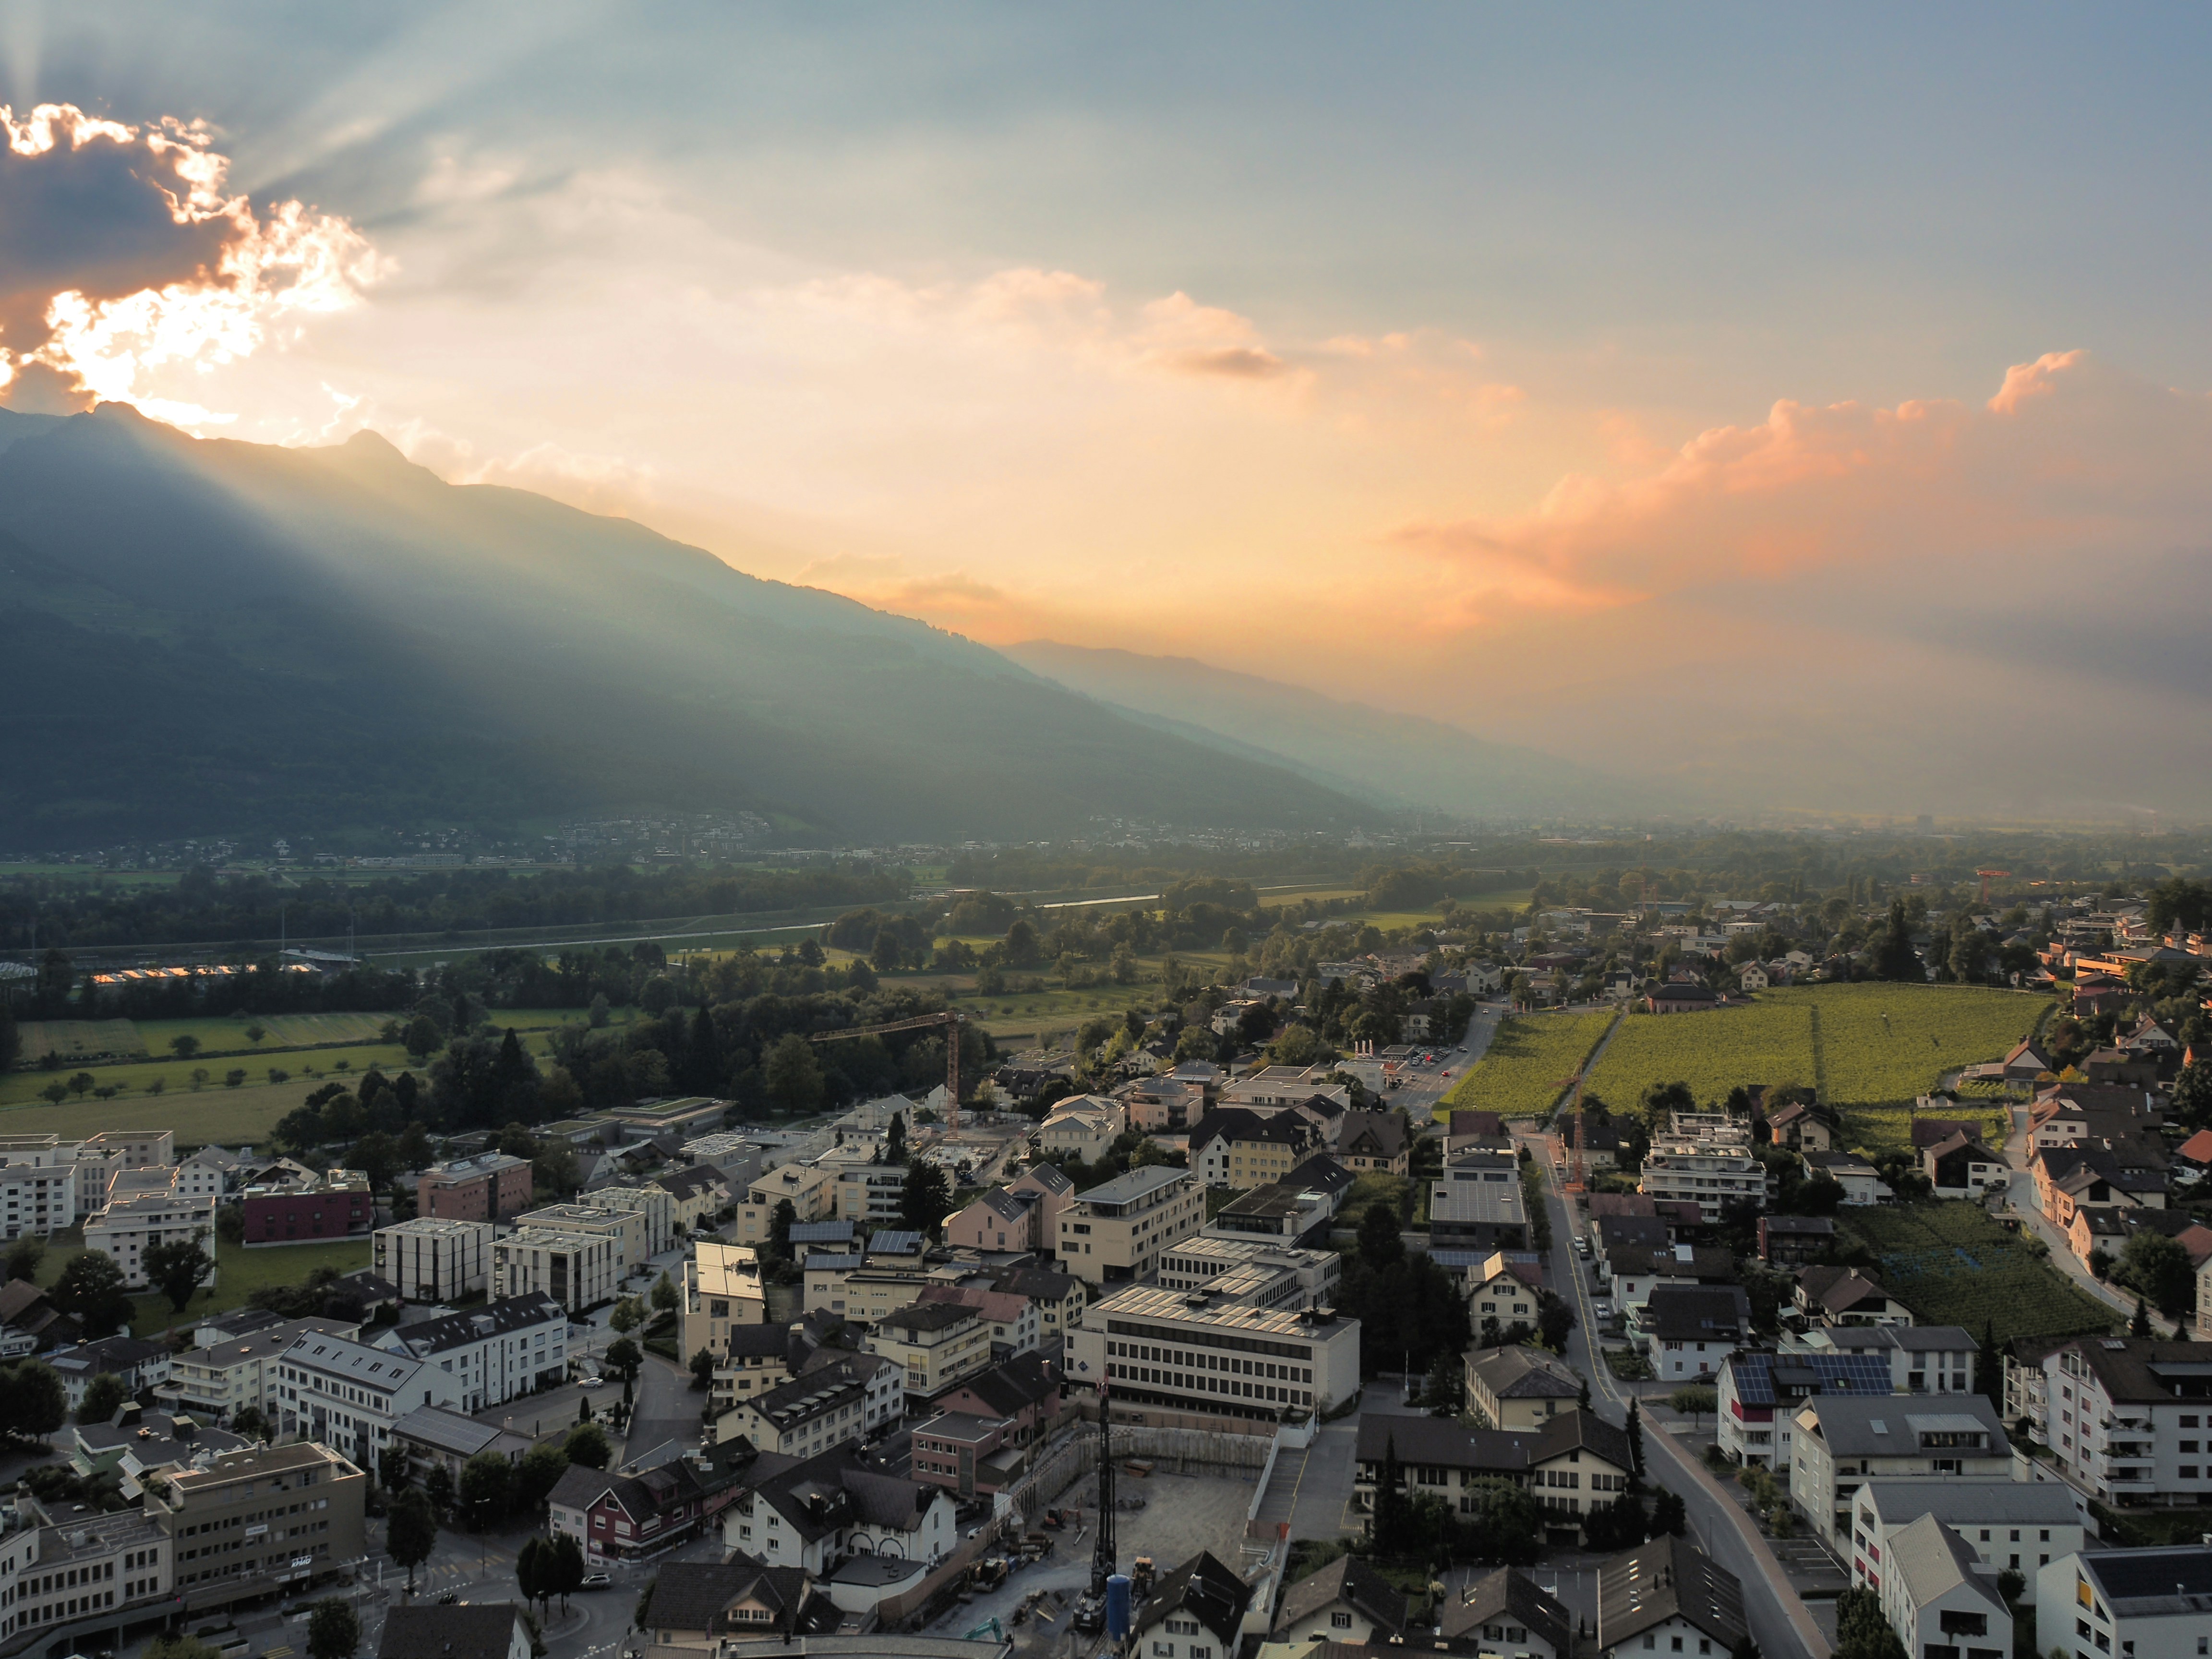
top-left (1519, 1132), bottom-right (1830, 1659)
top-left (1996, 1102), bottom-right (2183, 1336)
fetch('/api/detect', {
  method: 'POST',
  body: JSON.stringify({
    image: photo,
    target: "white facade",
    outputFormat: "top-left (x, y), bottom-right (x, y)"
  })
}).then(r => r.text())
top-left (81, 1189), bottom-right (217, 1289)
top-left (1066, 1285), bottom-right (1360, 1421)
top-left (1875, 1515), bottom-right (2010, 1659)
top-left (494, 1226), bottom-right (622, 1311)
top-left (588, 1183), bottom-right (676, 1257)
top-left (368, 1294), bottom-right (567, 1412)
top-left (2037, 1547), bottom-right (2212, 1659)
top-left (373, 1218), bottom-right (494, 1302)
top-left (276, 1331), bottom-right (463, 1467)
top-left (1850, 1480), bottom-right (2088, 1604)
top-left (1639, 1131), bottom-right (1765, 1222)
top-left (0, 1136), bottom-right (80, 1239)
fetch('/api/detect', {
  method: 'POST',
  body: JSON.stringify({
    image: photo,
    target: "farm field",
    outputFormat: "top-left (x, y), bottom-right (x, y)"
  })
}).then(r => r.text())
top-left (1836, 1202), bottom-right (2114, 1346)
top-left (16, 1019), bottom-right (147, 1061)
top-left (0, 1073), bottom-right (361, 1145)
top-left (0, 1041), bottom-right (412, 1107)
top-left (1438, 1010), bottom-right (1616, 1118)
top-left (1586, 1002), bottom-right (1815, 1116)
top-left (133, 1011), bottom-right (398, 1056)
top-left (1772, 982), bottom-right (2051, 1107)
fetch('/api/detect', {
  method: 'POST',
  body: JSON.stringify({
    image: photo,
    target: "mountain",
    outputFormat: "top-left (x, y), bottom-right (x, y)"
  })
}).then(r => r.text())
top-left (1000, 641), bottom-right (1661, 819)
top-left (0, 405), bottom-right (1367, 845)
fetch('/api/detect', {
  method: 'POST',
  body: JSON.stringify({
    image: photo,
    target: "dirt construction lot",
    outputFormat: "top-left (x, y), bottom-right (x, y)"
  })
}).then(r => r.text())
top-left (930, 1467), bottom-right (1262, 1652)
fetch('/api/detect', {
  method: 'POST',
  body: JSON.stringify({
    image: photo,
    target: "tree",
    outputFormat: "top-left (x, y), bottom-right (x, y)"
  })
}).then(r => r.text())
top-left (689, 1347), bottom-right (716, 1391)
top-left (424, 1463), bottom-right (455, 1514)
top-left (378, 1444), bottom-right (411, 1491)
top-left (885, 1111), bottom-right (907, 1164)
top-left (2131, 1297), bottom-right (2152, 1338)
top-left (0, 1361), bottom-right (66, 1440)
top-left (385, 1489), bottom-right (438, 1594)
top-left (169, 1034), bottom-right (201, 1060)
top-left (307, 1599), bottom-right (359, 1659)
top-left (52, 1250), bottom-right (135, 1338)
top-left (565, 1422), bottom-right (612, 1469)
top-left (1874, 902), bottom-right (1923, 982)
top-left (768, 1199), bottom-right (797, 1260)
top-left (551, 1532), bottom-right (587, 1611)
top-left (1647, 1485), bottom-right (1688, 1538)
top-left (515, 1441), bottom-right (573, 1511)
top-left (651, 1270), bottom-right (680, 1313)
top-left (1371, 1432), bottom-right (1406, 1553)
top-left (1421, 1347), bottom-right (1462, 1416)
top-left (1537, 1295), bottom-right (1575, 1354)
top-left (2173, 1059), bottom-right (2212, 1129)
top-left (232, 1405), bottom-right (265, 1439)
top-left (1625, 1399), bottom-right (1646, 1476)
top-left (609, 1297), bottom-right (645, 1336)
top-left (517, 1536), bottom-right (552, 1619)
top-left (1834, 1587), bottom-right (1908, 1659)
top-left (3, 1238), bottom-right (44, 1283)
top-left (763, 1033), bottom-right (826, 1116)
top-left (2117, 1231), bottom-right (2195, 1317)
top-left (245, 1023), bottom-right (268, 1047)
top-left (458, 1449), bottom-right (513, 1529)
top-left (150, 1639), bottom-right (227, 1659)
top-left (900, 1159), bottom-right (953, 1238)
top-left (143, 1230), bottom-right (216, 1314)
top-left (77, 1371), bottom-right (132, 1424)
top-left (1357, 1197), bottom-right (1404, 1269)
top-left (604, 1337), bottom-right (643, 1388)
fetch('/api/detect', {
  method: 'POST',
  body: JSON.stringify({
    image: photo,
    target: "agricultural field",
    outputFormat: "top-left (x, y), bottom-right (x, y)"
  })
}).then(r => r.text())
top-left (1835, 1202), bottom-right (2114, 1346)
top-left (1586, 1002), bottom-right (1815, 1118)
top-left (0, 1041), bottom-right (411, 1107)
top-left (15, 1019), bottom-right (148, 1061)
top-left (1438, 1010), bottom-right (1616, 1118)
top-left (0, 1072), bottom-right (375, 1144)
top-left (1771, 982), bottom-right (2051, 1108)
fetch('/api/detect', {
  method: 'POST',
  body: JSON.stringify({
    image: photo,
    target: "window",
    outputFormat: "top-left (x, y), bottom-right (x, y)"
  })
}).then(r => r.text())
top-left (1331, 1614), bottom-right (1353, 1630)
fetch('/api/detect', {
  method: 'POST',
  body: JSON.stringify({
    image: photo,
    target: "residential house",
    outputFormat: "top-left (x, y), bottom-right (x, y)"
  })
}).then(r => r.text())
top-left (1802, 1150), bottom-right (1888, 1206)
top-left (367, 1292), bottom-right (566, 1412)
top-left (1353, 1412), bottom-right (1635, 1544)
top-left (929, 1352), bottom-right (1061, 1458)
top-left (915, 1281), bottom-right (1040, 1357)
top-left (1794, 1266), bottom-right (1914, 1328)
top-left (1922, 1133), bottom-right (2010, 1201)
top-left (1271, 1555), bottom-right (1407, 1645)
top-left (379, 1605), bottom-right (533, 1659)
top-left (1335, 1111), bottom-right (1410, 1177)
top-left (1464, 1346), bottom-right (1582, 1430)
top-left (718, 1350), bottom-right (903, 1457)
top-left (734, 1163), bottom-right (840, 1245)
top-left (867, 1301), bottom-right (991, 1399)
top-left (1464, 1252), bottom-right (1543, 1330)
top-left (275, 1331), bottom-right (463, 1469)
top-left (1191, 1108), bottom-right (1326, 1190)
top-left (71, 1405), bottom-right (247, 1499)
top-left (681, 1240), bottom-right (769, 1365)
top-left (945, 1187), bottom-right (1041, 1254)
top-left (2034, 1546), bottom-right (2212, 1659)
top-left (1038, 1096), bottom-right (1126, 1164)
top-left (1595, 1535), bottom-right (1747, 1659)
top-left (82, 1188), bottom-right (218, 1289)
top-left (2025, 1336), bottom-right (2212, 1507)
top-left (1874, 1514), bottom-right (2010, 1659)
top-left (1787, 1394), bottom-right (2011, 1540)
top-left (1131, 1551), bottom-right (1254, 1659)
top-left (373, 1218), bottom-right (494, 1303)
top-left (415, 1153), bottom-right (533, 1224)
top-left (1431, 1151), bottom-right (1532, 1250)
top-left (1756, 1215), bottom-right (1834, 1265)
top-left (652, 1164), bottom-right (732, 1232)
top-left (241, 1167), bottom-right (372, 1247)
top-left (548, 1445), bottom-right (749, 1563)
top-left (1766, 1103), bottom-right (1837, 1152)
top-left (637, 1558), bottom-right (834, 1647)
top-left (1645, 984), bottom-right (1723, 1014)
top-left (387, 1404), bottom-right (532, 1485)
top-left (1434, 1569), bottom-right (1571, 1659)
top-left (1717, 1350), bottom-right (1895, 1471)
top-left (1056, 1166), bottom-right (1204, 1286)
top-left (709, 1322), bottom-right (799, 1428)
top-left (1603, 1245), bottom-right (1738, 1319)
top-left (46, 1334), bottom-right (171, 1411)
top-left (717, 1445), bottom-right (956, 1578)
top-left (1850, 1480), bottom-right (2087, 1602)
top-left (1637, 1285), bottom-right (1752, 1380)
top-left (0, 1278), bottom-right (78, 1358)
top-left (493, 1226), bottom-right (621, 1312)
top-left (157, 1315), bottom-right (354, 1427)
top-left (2002, 1038), bottom-right (2055, 1082)
top-left (991, 1265), bottom-right (1087, 1349)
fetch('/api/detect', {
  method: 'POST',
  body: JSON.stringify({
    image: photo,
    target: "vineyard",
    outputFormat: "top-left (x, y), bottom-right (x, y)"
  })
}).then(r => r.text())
top-left (1770, 982), bottom-right (2048, 1109)
top-left (1585, 1002), bottom-right (1815, 1115)
top-left (1439, 1010), bottom-right (1616, 1119)
top-left (1835, 1202), bottom-right (2116, 1345)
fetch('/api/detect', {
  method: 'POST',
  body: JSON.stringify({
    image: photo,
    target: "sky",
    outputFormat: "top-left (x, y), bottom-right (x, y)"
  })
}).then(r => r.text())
top-left (5, 3), bottom-right (2212, 814)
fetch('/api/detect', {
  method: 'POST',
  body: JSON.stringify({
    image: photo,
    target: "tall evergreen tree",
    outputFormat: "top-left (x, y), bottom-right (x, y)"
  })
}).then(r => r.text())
top-left (1373, 1433), bottom-right (1405, 1554)
top-left (1625, 1399), bottom-right (1646, 1477)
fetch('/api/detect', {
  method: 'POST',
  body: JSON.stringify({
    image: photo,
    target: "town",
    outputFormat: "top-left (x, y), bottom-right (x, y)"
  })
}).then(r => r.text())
top-left (0, 844), bottom-right (2209, 1659)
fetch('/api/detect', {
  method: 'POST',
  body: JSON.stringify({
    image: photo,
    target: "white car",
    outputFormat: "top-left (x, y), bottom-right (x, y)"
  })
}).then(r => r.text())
top-left (579, 1375), bottom-right (607, 1389)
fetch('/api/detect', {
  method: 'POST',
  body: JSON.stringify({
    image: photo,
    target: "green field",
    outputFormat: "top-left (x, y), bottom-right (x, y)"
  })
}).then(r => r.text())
top-left (27, 1232), bottom-right (369, 1337)
top-left (0, 1074), bottom-right (357, 1146)
top-left (1769, 983), bottom-right (2049, 1107)
top-left (16, 1019), bottom-right (148, 1061)
top-left (1587, 1002), bottom-right (1816, 1115)
top-left (1835, 1202), bottom-right (2114, 1346)
top-left (0, 1041), bottom-right (413, 1107)
top-left (1438, 1010), bottom-right (1616, 1118)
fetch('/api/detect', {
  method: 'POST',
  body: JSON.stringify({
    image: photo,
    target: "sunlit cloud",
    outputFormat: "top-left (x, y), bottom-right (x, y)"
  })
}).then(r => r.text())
top-left (0, 102), bottom-right (380, 416)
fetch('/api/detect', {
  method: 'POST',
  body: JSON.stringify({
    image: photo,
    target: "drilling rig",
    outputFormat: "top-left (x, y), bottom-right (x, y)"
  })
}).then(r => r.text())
top-left (1072, 1385), bottom-right (1118, 1634)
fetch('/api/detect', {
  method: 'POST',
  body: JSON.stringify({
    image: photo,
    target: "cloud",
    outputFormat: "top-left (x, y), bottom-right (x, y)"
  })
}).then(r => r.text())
top-left (0, 103), bottom-right (379, 415)
top-left (1390, 350), bottom-right (2212, 610)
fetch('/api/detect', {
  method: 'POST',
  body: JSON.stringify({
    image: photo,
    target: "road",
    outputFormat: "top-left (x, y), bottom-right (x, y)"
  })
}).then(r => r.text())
top-left (1519, 1129), bottom-right (1829, 1659)
top-left (1996, 1103), bottom-right (2181, 1335)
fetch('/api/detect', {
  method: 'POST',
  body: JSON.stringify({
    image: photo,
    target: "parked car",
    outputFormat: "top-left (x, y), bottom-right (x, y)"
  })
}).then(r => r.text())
top-left (579, 1573), bottom-right (612, 1590)
top-left (579, 1375), bottom-right (607, 1389)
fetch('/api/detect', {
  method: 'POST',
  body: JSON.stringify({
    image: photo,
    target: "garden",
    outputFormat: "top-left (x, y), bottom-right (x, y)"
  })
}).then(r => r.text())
top-left (1833, 1202), bottom-right (2115, 1345)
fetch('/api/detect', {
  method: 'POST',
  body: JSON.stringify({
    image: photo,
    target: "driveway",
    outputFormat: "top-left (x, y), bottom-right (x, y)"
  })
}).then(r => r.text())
top-left (622, 1353), bottom-right (705, 1464)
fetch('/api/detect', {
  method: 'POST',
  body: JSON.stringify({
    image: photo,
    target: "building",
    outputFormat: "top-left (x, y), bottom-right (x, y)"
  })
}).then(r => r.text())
top-left (1850, 1480), bottom-right (2088, 1601)
top-left (373, 1218), bottom-right (494, 1302)
top-left (833, 1165), bottom-right (909, 1227)
top-left (1794, 1265), bottom-right (1915, 1327)
top-left (1057, 1167), bottom-right (1204, 1286)
top-left (1602, 1244), bottom-right (1739, 1318)
top-left (1431, 1152), bottom-right (1532, 1249)
top-left (1465, 1251), bottom-right (1543, 1327)
top-left (803, 1258), bottom-right (927, 1324)
top-left (719, 1349), bottom-right (904, 1457)
top-left (1132, 1551), bottom-right (1254, 1659)
top-left (1068, 1286), bottom-right (1360, 1427)
top-left (1803, 1150), bottom-right (1888, 1206)
top-left (388, 1404), bottom-right (533, 1484)
top-left (1875, 1513), bottom-right (2010, 1659)
top-left (415, 1153), bottom-right (534, 1223)
top-left (145, 1441), bottom-right (366, 1611)
top-left (1038, 1096), bottom-right (1125, 1163)
top-left (909, 1410), bottom-right (1028, 1501)
top-left (946, 1188), bottom-right (1042, 1254)
top-left (991, 1265), bottom-right (1087, 1348)
top-left (587, 1181), bottom-right (678, 1256)
top-left (1788, 1395), bottom-right (2011, 1540)
top-left (1637, 1285), bottom-right (1752, 1380)
top-left (379, 1604), bottom-right (533, 1659)
top-left (1336, 1111), bottom-right (1410, 1177)
top-left (275, 1330), bottom-right (463, 1467)
top-left (548, 1444), bottom-right (750, 1563)
top-left (2035, 1546), bottom-right (2212, 1659)
top-left (157, 1315), bottom-right (354, 1427)
top-left (1786, 1324), bottom-right (1979, 1392)
top-left (1756, 1215), bottom-right (1834, 1265)
top-left (241, 1167), bottom-right (372, 1247)
top-left (1717, 1349), bottom-right (1896, 1470)
top-left (735, 1164), bottom-right (841, 1244)
top-left (683, 1240), bottom-right (769, 1363)
top-left (81, 1187), bottom-right (217, 1290)
top-left (1922, 1132), bottom-right (2010, 1201)
top-left (1008, 1162), bottom-right (1074, 1244)
top-left (926, 1352), bottom-right (1061, 1462)
top-left (0, 1278), bottom-right (77, 1358)
top-left (915, 1281), bottom-right (1040, 1356)
top-left (1272, 1554), bottom-right (1407, 1645)
top-left (638, 1558), bottom-right (834, 1645)
top-left (1639, 1125), bottom-right (1765, 1222)
top-left (368, 1292), bottom-right (567, 1411)
top-left (2026, 1336), bottom-right (2212, 1506)
top-left (514, 1202), bottom-right (651, 1273)
top-left (1204, 1182), bottom-right (1334, 1244)
top-left (867, 1301), bottom-right (992, 1398)
top-left (493, 1226), bottom-right (622, 1312)
top-left (0, 1134), bottom-right (82, 1238)
top-left (1190, 1108), bottom-right (1324, 1190)
top-left (1154, 1236), bottom-right (1339, 1313)
top-left (1465, 1346), bottom-right (1582, 1430)
top-left (716, 1446), bottom-right (955, 1582)
top-left (46, 1334), bottom-right (172, 1411)
top-left (1595, 1535), bottom-right (1746, 1659)
top-left (708, 1323), bottom-right (800, 1430)
top-left (1435, 1569), bottom-right (1572, 1659)
top-left (654, 1164), bottom-right (733, 1231)
top-left (178, 1144), bottom-right (244, 1199)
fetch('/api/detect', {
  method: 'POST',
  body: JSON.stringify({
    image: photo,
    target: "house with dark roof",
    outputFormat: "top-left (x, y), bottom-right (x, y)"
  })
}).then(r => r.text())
top-left (1596, 1535), bottom-right (1747, 1659)
top-left (1353, 1409), bottom-right (1635, 1546)
top-left (2033, 1545), bottom-right (2212, 1659)
top-left (2003, 1037), bottom-right (2055, 1082)
top-left (0, 1276), bottom-right (79, 1358)
top-left (716, 1443), bottom-right (956, 1577)
top-left (1787, 1395), bottom-right (2010, 1539)
top-left (548, 1442), bottom-right (753, 1561)
top-left (1715, 1348), bottom-right (1898, 1470)
top-left (1191, 1107), bottom-right (1326, 1190)
top-left (652, 1163), bottom-right (733, 1230)
top-left (1335, 1111), bottom-right (1409, 1177)
top-left (1910, 1117), bottom-right (1982, 1151)
top-left (930, 1351), bottom-right (1060, 1448)
top-left (1464, 1346), bottom-right (1581, 1430)
top-left (1133, 1551), bottom-right (1254, 1659)
top-left (946, 1187), bottom-right (1042, 1254)
top-left (388, 1404), bottom-right (532, 1482)
top-left (1766, 1102), bottom-right (1837, 1152)
top-left (1435, 1568), bottom-right (1572, 1659)
top-left (719, 1349), bottom-right (903, 1457)
top-left (1920, 1131), bottom-right (2008, 1200)
top-left (1636, 1285), bottom-right (1753, 1379)
top-left (639, 1559), bottom-right (836, 1648)
top-left (1272, 1554), bottom-right (1407, 1645)
top-left (1646, 983), bottom-right (1722, 1014)
top-left (1793, 1265), bottom-right (1912, 1328)
top-left (990, 1264), bottom-right (1088, 1346)
top-left (1756, 1214), bottom-right (1834, 1266)
top-left (378, 1604), bottom-right (531, 1659)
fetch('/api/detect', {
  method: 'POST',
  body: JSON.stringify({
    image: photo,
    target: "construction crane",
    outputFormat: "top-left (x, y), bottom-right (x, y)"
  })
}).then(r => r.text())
top-left (807, 1009), bottom-right (970, 1129)
top-left (1977, 869), bottom-right (2010, 906)
top-left (1554, 1070), bottom-right (1588, 1193)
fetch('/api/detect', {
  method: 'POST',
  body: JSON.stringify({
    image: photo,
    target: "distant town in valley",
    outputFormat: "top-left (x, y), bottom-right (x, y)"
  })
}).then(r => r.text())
top-left (0, 823), bottom-right (2209, 1659)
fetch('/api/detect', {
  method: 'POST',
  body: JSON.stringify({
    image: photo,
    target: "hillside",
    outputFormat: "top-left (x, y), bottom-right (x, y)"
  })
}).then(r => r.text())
top-left (1001, 641), bottom-right (1661, 818)
top-left (0, 406), bottom-right (1364, 844)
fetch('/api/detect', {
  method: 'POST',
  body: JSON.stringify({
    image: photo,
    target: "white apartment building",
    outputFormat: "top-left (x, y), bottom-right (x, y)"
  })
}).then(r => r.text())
top-left (681, 1240), bottom-right (768, 1363)
top-left (835, 1166), bottom-right (908, 1226)
top-left (373, 1218), bottom-right (494, 1302)
top-left (1154, 1236), bottom-right (1340, 1312)
top-left (1851, 1480), bottom-right (2088, 1602)
top-left (1875, 1515), bottom-right (2010, 1659)
top-left (584, 1183), bottom-right (676, 1258)
top-left (513, 1203), bottom-right (649, 1274)
top-left (158, 1316), bottom-right (354, 1427)
top-left (716, 1351), bottom-right (903, 1458)
top-left (178, 1146), bottom-right (245, 1199)
top-left (368, 1292), bottom-right (567, 1411)
top-left (1638, 1118), bottom-right (1766, 1222)
top-left (0, 1136), bottom-right (80, 1238)
top-left (494, 1226), bottom-right (621, 1312)
top-left (1790, 1395), bottom-right (2012, 1541)
top-left (2028, 1337), bottom-right (2212, 1506)
top-left (734, 1163), bottom-right (840, 1244)
top-left (1056, 1166), bottom-right (1204, 1286)
top-left (1067, 1285), bottom-right (1360, 1425)
top-left (276, 1330), bottom-right (463, 1468)
top-left (82, 1188), bottom-right (218, 1290)
top-left (2037, 1546), bottom-right (2212, 1659)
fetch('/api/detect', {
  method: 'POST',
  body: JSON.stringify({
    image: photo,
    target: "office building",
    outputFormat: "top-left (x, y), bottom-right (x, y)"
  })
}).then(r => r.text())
top-left (1068, 1285), bottom-right (1360, 1427)
top-left (1056, 1167), bottom-right (1203, 1286)
top-left (373, 1218), bottom-right (494, 1303)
